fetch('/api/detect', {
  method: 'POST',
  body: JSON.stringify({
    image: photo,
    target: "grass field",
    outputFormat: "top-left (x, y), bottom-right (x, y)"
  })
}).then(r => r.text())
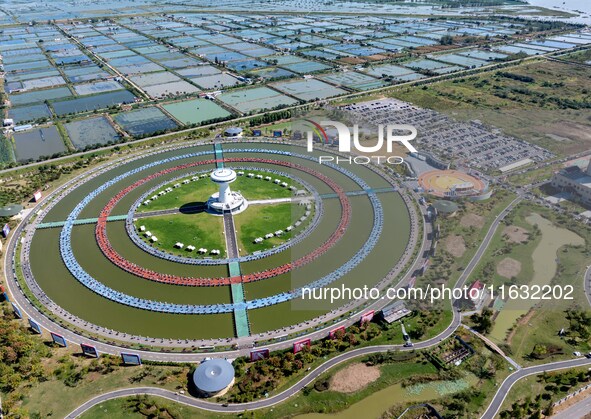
top-left (234, 202), bottom-right (308, 254)
top-left (507, 163), bottom-right (557, 186)
top-left (460, 201), bottom-right (590, 360)
top-left (491, 212), bottom-right (583, 343)
top-left (466, 203), bottom-right (541, 341)
top-left (19, 353), bottom-right (192, 419)
top-left (136, 212), bottom-right (226, 258)
top-left (417, 189), bottom-right (517, 293)
top-left (391, 57), bottom-right (591, 156)
top-left (564, 48), bottom-right (591, 63)
top-left (0, 134), bottom-right (15, 166)
top-left (79, 397), bottom-right (212, 419)
top-left (78, 331), bottom-right (511, 419)
top-left (506, 213), bottom-right (590, 364)
top-left (137, 171), bottom-right (298, 213)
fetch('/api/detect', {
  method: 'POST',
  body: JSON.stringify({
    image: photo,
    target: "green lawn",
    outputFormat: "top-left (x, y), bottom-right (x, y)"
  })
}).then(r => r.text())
top-left (136, 212), bottom-right (226, 258)
top-left (489, 205), bottom-right (591, 365)
top-left (137, 171), bottom-right (300, 213)
top-left (234, 202), bottom-right (308, 254)
top-left (138, 178), bottom-right (217, 212)
top-left (20, 358), bottom-right (192, 419)
top-left (466, 203), bottom-right (540, 342)
top-left (416, 189), bottom-right (517, 293)
top-left (79, 396), bottom-right (214, 419)
top-left (78, 335), bottom-right (511, 419)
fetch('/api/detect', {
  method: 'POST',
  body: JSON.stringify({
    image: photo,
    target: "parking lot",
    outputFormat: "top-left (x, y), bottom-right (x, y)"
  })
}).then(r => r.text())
top-left (344, 98), bottom-right (554, 172)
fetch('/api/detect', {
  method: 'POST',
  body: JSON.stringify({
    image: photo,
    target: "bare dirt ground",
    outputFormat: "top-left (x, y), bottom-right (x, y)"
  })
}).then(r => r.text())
top-left (366, 54), bottom-right (389, 61)
top-left (497, 257), bottom-right (522, 279)
top-left (460, 213), bottom-right (484, 228)
top-left (338, 56), bottom-right (365, 65)
top-left (329, 363), bottom-right (381, 393)
top-left (503, 225), bottom-right (529, 243)
top-left (445, 234), bottom-right (466, 258)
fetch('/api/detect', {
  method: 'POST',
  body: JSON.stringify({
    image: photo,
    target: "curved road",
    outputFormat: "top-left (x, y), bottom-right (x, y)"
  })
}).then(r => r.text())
top-left (3, 142), bottom-right (426, 361)
top-left (61, 192), bottom-right (524, 417)
top-left (482, 357), bottom-right (591, 419)
top-left (65, 327), bottom-right (461, 418)
top-left (65, 354), bottom-right (591, 419)
top-left (7, 142), bottom-right (564, 419)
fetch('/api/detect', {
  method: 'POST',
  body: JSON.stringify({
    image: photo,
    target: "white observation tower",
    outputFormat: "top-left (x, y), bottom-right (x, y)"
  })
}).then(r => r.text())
top-left (208, 168), bottom-right (247, 214)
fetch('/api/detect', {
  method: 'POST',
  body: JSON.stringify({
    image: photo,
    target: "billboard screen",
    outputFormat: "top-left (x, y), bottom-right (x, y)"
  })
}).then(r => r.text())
top-left (2, 223), bottom-right (9, 238)
top-left (329, 325), bottom-right (346, 339)
top-left (121, 353), bottom-right (142, 365)
top-left (33, 191), bottom-right (42, 202)
top-left (28, 318), bottom-right (42, 334)
top-left (50, 332), bottom-right (67, 347)
top-left (360, 310), bottom-right (375, 324)
top-left (80, 343), bottom-right (99, 358)
top-left (250, 348), bottom-right (270, 362)
top-left (293, 338), bottom-right (311, 354)
top-left (11, 302), bottom-right (22, 319)
top-left (1, 292), bottom-right (9, 302)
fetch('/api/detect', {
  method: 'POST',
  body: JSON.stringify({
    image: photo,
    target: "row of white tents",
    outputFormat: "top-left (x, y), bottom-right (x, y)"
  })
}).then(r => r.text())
top-left (139, 226), bottom-right (220, 255)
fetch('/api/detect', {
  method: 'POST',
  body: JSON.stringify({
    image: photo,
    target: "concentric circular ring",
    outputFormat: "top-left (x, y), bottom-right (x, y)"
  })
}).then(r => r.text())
top-left (125, 166), bottom-right (323, 265)
top-left (95, 157), bottom-right (350, 286)
top-left (56, 149), bottom-right (385, 314)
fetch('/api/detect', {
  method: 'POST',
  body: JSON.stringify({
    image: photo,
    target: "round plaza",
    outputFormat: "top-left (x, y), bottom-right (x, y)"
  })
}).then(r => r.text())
top-left (12, 141), bottom-right (416, 347)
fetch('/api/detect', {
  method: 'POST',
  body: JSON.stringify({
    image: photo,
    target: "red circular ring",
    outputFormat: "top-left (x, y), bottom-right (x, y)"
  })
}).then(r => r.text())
top-left (95, 158), bottom-right (351, 286)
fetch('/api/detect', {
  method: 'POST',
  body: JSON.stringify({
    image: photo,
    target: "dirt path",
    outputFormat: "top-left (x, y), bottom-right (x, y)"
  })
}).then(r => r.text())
top-left (506, 309), bottom-right (536, 347)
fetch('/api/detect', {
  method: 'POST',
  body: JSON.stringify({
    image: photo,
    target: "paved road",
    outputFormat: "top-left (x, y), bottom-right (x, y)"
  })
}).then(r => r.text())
top-left (64, 323), bottom-right (461, 418)
top-left (6, 144), bottom-right (559, 419)
top-left (64, 355), bottom-right (591, 419)
top-left (452, 196), bottom-right (523, 292)
top-left (223, 212), bottom-right (239, 259)
top-left (61, 191), bottom-right (523, 417)
top-left (3, 144), bottom-right (427, 359)
top-left (552, 389), bottom-right (591, 419)
top-left (482, 358), bottom-right (591, 419)
top-left (584, 265), bottom-right (591, 308)
top-left (462, 325), bottom-right (521, 371)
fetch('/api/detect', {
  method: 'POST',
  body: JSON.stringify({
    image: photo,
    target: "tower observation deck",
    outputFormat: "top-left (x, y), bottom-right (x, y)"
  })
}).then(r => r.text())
top-left (208, 168), bottom-right (247, 214)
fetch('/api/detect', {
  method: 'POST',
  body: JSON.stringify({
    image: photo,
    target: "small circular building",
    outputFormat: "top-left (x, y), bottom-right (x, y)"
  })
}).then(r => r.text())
top-left (432, 200), bottom-right (459, 216)
top-left (193, 359), bottom-right (235, 397)
top-left (0, 204), bottom-right (23, 218)
top-left (207, 168), bottom-right (247, 214)
top-left (224, 127), bottom-right (243, 138)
